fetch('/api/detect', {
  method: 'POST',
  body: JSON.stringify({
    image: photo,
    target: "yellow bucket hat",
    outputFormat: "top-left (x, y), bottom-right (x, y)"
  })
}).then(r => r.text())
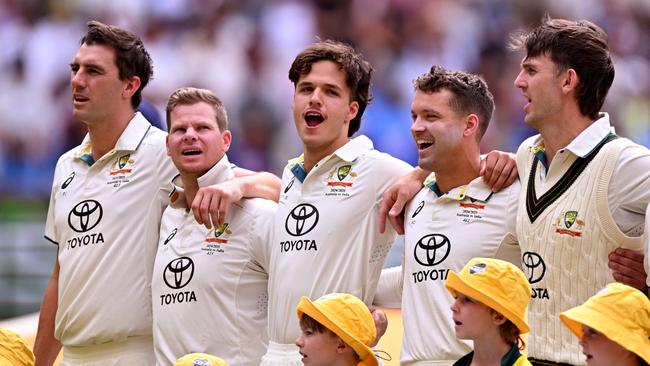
top-left (175, 353), bottom-right (229, 366)
top-left (0, 328), bottom-right (35, 366)
top-left (297, 293), bottom-right (378, 366)
top-left (560, 282), bottom-right (650, 364)
top-left (445, 257), bottom-right (532, 333)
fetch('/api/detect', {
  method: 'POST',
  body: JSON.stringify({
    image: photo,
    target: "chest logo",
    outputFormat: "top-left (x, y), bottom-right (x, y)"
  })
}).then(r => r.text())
top-left (412, 201), bottom-right (424, 218)
top-left (164, 228), bottom-right (177, 245)
top-left (68, 200), bottom-right (103, 233)
top-left (522, 251), bottom-right (546, 284)
top-left (327, 164), bottom-right (356, 188)
top-left (553, 210), bottom-right (584, 237)
top-left (206, 223), bottom-right (231, 244)
top-left (284, 177), bottom-right (295, 194)
top-left (414, 234), bottom-right (451, 267)
top-left (286, 204), bottom-right (319, 236)
top-left (61, 172), bottom-right (75, 189)
top-left (110, 154), bottom-right (134, 175)
top-left (163, 257), bottom-right (194, 289)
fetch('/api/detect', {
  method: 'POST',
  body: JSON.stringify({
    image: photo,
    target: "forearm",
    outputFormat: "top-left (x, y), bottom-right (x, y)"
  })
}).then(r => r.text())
top-left (34, 261), bottom-right (62, 366)
top-left (233, 169), bottom-right (281, 202)
top-left (373, 266), bottom-right (404, 308)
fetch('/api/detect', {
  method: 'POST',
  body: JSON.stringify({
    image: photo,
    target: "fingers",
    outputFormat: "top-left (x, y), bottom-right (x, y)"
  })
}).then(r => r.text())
top-left (369, 307), bottom-right (388, 347)
top-left (388, 208), bottom-right (405, 235)
top-left (608, 248), bottom-right (647, 290)
top-left (484, 155), bottom-right (506, 189)
top-left (192, 190), bottom-right (213, 230)
top-left (490, 160), bottom-right (518, 192)
top-left (378, 190), bottom-right (395, 234)
top-left (216, 196), bottom-right (229, 227)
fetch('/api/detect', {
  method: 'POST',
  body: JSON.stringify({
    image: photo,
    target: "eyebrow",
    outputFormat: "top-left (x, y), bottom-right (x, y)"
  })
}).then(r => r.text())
top-left (297, 80), bottom-right (344, 92)
top-left (413, 108), bottom-right (441, 117)
top-left (70, 61), bottom-right (106, 72)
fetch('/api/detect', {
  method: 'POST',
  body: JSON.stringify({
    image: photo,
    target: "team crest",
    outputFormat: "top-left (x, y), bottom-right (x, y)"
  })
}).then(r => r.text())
top-left (337, 165), bottom-right (351, 181)
top-left (326, 165), bottom-right (357, 188)
top-left (564, 211), bottom-right (577, 228)
top-left (110, 154), bottom-right (135, 175)
top-left (118, 154), bottom-right (130, 169)
top-left (205, 223), bottom-right (231, 244)
top-left (554, 210), bottom-right (584, 237)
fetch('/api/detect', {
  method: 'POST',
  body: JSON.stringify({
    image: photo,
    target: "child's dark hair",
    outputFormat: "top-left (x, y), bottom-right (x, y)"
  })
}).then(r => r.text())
top-left (491, 310), bottom-right (526, 350)
top-left (299, 314), bottom-right (361, 362)
top-left (299, 314), bottom-right (327, 333)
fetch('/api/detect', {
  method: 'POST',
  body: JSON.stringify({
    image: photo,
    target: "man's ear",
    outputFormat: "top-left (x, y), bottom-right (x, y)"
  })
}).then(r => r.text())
top-left (221, 130), bottom-right (232, 153)
top-left (463, 114), bottom-right (480, 138)
top-left (122, 76), bottom-right (141, 99)
top-left (561, 68), bottom-right (579, 95)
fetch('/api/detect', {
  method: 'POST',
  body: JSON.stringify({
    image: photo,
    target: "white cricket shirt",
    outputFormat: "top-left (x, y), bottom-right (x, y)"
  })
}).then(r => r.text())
top-left (400, 174), bottom-right (520, 365)
top-left (152, 155), bottom-right (276, 366)
top-left (45, 113), bottom-right (176, 346)
top-left (267, 135), bottom-right (412, 344)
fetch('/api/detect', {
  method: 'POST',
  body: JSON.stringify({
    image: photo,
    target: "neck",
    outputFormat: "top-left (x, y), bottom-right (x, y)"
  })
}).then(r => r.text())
top-left (470, 338), bottom-right (512, 366)
top-left (179, 172), bottom-right (200, 208)
top-left (432, 147), bottom-right (481, 194)
top-left (303, 138), bottom-right (350, 174)
top-left (86, 109), bottom-right (135, 160)
top-left (538, 110), bottom-right (595, 164)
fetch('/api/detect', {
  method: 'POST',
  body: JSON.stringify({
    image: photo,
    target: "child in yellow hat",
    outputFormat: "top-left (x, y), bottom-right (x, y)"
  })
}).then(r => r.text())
top-left (295, 293), bottom-right (379, 366)
top-left (560, 282), bottom-right (650, 366)
top-left (0, 328), bottom-right (35, 366)
top-left (445, 258), bottom-right (532, 366)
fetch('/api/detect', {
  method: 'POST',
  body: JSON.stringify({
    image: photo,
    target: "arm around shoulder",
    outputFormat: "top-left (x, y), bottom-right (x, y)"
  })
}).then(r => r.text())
top-left (233, 168), bottom-right (281, 203)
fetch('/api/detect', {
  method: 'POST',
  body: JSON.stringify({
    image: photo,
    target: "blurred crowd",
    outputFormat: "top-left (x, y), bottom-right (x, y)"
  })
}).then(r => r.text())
top-left (1, 0), bottom-right (649, 199)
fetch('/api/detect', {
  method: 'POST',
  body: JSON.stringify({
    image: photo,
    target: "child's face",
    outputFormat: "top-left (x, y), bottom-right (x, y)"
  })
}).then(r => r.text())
top-left (450, 292), bottom-right (496, 339)
top-left (579, 325), bottom-right (638, 366)
top-left (295, 322), bottom-right (341, 365)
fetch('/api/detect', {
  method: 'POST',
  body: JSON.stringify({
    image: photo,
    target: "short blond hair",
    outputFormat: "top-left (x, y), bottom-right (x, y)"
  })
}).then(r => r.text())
top-left (166, 87), bottom-right (228, 132)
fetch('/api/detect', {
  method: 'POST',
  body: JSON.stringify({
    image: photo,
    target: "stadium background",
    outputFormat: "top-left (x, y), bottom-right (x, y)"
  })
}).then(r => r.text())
top-left (0, 0), bottom-right (649, 364)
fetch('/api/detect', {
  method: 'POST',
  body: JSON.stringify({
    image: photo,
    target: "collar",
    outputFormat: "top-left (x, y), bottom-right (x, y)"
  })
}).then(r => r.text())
top-left (500, 344), bottom-right (523, 366)
top-left (288, 135), bottom-right (374, 182)
top-left (426, 174), bottom-right (493, 202)
top-left (528, 112), bottom-right (612, 160)
top-left (453, 345), bottom-right (522, 366)
top-left (74, 112), bottom-right (152, 166)
top-left (169, 155), bottom-right (234, 209)
top-left (564, 112), bottom-right (613, 158)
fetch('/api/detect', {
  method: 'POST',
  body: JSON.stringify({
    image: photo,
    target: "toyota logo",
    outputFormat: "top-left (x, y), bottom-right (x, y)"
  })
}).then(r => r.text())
top-left (163, 257), bottom-right (194, 289)
top-left (164, 228), bottom-right (177, 245)
top-left (61, 171), bottom-right (75, 189)
top-left (414, 234), bottom-right (451, 266)
top-left (68, 200), bottom-right (103, 233)
top-left (522, 251), bottom-right (546, 284)
top-left (285, 204), bottom-right (319, 236)
top-left (412, 201), bottom-right (424, 218)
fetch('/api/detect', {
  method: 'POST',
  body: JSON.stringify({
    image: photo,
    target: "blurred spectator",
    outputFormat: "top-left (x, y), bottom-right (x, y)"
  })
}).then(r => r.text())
top-left (0, 0), bottom-right (649, 199)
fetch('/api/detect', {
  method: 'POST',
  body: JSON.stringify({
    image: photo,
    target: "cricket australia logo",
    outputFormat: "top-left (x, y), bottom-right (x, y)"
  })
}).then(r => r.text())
top-left (337, 165), bottom-right (351, 180)
top-left (205, 223), bottom-right (231, 244)
top-left (327, 164), bottom-right (356, 188)
top-left (109, 154), bottom-right (134, 175)
top-left (553, 210), bottom-right (584, 237)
